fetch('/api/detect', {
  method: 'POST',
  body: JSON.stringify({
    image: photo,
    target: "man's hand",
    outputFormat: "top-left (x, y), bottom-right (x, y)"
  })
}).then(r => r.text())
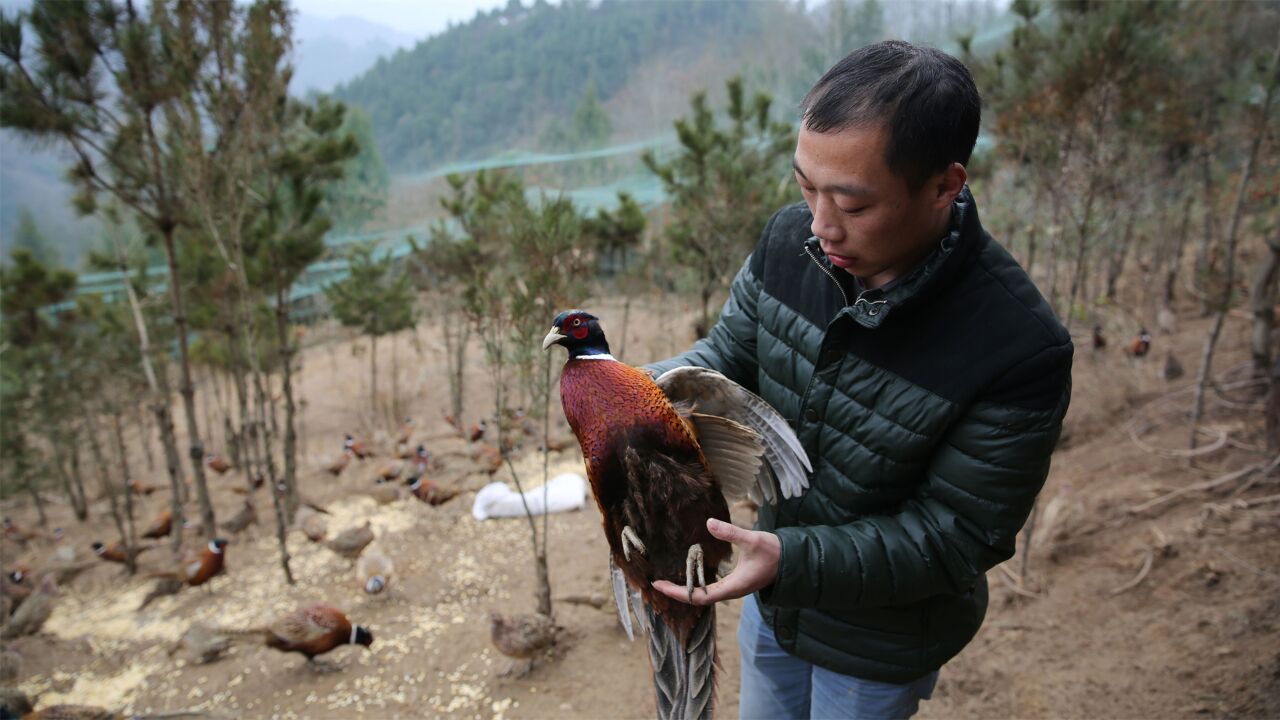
top-left (652, 518), bottom-right (780, 606)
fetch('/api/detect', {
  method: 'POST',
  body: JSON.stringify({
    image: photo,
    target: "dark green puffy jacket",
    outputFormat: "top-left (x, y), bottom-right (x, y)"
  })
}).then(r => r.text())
top-left (646, 188), bottom-right (1073, 683)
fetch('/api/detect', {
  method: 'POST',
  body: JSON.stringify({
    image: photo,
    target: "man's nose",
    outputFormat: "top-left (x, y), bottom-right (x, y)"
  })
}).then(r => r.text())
top-left (810, 195), bottom-right (845, 242)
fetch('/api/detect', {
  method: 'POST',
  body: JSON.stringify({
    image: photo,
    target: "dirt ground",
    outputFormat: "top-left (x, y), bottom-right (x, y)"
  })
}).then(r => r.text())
top-left (2, 292), bottom-right (1277, 719)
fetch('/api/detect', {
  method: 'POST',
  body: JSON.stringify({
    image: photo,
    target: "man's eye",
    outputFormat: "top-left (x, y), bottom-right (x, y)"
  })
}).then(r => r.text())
top-left (840, 206), bottom-right (867, 215)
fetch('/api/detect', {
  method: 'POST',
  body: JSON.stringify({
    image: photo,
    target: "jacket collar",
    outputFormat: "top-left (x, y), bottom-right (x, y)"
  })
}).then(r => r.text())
top-left (803, 186), bottom-right (982, 329)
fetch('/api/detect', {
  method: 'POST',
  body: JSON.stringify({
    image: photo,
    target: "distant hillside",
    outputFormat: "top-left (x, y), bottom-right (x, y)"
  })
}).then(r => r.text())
top-left (291, 14), bottom-right (416, 95)
top-left (333, 0), bottom-right (807, 173)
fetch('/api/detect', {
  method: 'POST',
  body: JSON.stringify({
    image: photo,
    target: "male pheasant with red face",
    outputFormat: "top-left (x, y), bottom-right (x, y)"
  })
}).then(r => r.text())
top-left (544, 310), bottom-right (810, 720)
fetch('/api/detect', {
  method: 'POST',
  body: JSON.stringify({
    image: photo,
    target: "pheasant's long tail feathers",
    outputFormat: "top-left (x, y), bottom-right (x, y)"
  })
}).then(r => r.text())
top-left (218, 626), bottom-right (273, 644)
top-left (646, 604), bottom-right (716, 720)
top-left (138, 576), bottom-right (184, 610)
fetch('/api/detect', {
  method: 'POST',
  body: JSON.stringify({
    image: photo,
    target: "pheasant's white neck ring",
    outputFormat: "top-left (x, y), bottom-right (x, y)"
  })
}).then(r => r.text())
top-left (350, 624), bottom-right (359, 645)
top-left (208, 541), bottom-right (223, 554)
top-left (575, 353), bottom-right (616, 361)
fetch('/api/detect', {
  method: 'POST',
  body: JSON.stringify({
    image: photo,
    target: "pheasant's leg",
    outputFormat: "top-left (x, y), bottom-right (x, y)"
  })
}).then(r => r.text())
top-left (686, 544), bottom-right (706, 602)
top-left (621, 526), bottom-right (646, 562)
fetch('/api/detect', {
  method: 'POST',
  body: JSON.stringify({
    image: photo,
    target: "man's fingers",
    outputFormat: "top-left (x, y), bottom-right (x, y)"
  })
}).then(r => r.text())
top-left (706, 517), bottom-right (746, 544)
top-left (652, 578), bottom-right (725, 606)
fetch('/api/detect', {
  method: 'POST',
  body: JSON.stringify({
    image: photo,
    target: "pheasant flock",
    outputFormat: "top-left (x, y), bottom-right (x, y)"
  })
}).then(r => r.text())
top-left (0, 408), bottom-right (575, 718)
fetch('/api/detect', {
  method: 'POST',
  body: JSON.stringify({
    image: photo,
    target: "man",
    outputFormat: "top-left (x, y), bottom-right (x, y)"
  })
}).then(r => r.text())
top-left (645, 40), bottom-right (1073, 719)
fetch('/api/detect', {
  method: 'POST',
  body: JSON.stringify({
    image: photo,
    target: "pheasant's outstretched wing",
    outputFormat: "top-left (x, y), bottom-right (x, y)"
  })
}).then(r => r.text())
top-left (656, 366), bottom-right (811, 504)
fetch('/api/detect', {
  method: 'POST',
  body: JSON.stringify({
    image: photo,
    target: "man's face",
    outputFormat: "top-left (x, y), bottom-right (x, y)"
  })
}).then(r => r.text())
top-left (793, 124), bottom-right (955, 288)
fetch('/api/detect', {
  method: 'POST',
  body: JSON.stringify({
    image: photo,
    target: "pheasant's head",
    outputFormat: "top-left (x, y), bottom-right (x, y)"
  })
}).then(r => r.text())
top-left (542, 310), bottom-right (611, 358)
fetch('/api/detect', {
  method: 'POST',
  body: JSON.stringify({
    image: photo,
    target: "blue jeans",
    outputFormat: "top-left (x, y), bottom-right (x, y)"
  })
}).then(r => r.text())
top-left (737, 594), bottom-right (939, 720)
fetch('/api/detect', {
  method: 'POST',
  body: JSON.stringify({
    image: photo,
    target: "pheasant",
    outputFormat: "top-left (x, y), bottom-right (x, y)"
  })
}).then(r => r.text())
top-left (227, 604), bottom-right (373, 668)
top-left (1130, 327), bottom-right (1152, 357)
top-left (327, 447), bottom-right (353, 477)
top-left (396, 417), bottom-right (415, 445)
top-left (376, 461), bottom-right (403, 482)
top-left (2, 517), bottom-right (53, 544)
top-left (404, 444), bottom-right (434, 482)
top-left (489, 611), bottom-right (559, 677)
top-left (169, 623), bottom-right (233, 665)
top-left (220, 500), bottom-right (257, 534)
top-left (368, 479), bottom-right (403, 505)
top-left (141, 509), bottom-right (173, 540)
top-left (204, 454), bottom-right (233, 475)
top-left (325, 521), bottom-right (374, 561)
top-left (356, 552), bottom-right (394, 595)
top-left (90, 541), bottom-right (152, 566)
top-left (0, 575), bottom-right (57, 639)
top-left (408, 477), bottom-right (458, 506)
top-left (126, 479), bottom-right (165, 497)
top-left (297, 507), bottom-right (329, 543)
top-left (138, 539), bottom-right (228, 609)
top-left (345, 434), bottom-right (374, 460)
top-left (544, 310), bottom-right (810, 720)
top-left (468, 419), bottom-right (488, 443)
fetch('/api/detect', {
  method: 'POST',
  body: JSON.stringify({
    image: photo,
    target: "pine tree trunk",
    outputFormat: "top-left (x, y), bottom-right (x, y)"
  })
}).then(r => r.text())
top-left (24, 478), bottom-right (47, 528)
top-left (1195, 145), bottom-right (1218, 317)
top-left (47, 419), bottom-right (87, 520)
top-left (160, 226), bottom-right (216, 537)
top-left (370, 333), bottom-right (379, 416)
top-left (1164, 194), bottom-right (1194, 305)
top-left (275, 287), bottom-right (301, 518)
top-left (153, 370), bottom-right (189, 551)
top-left (1105, 212), bottom-right (1138, 302)
top-left (68, 441), bottom-right (90, 525)
top-left (110, 231), bottom-right (186, 540)
top-left (136, 402), bottom-right (155, 473)
top-left (391, 333), bottom-right (401, 424)
top-left (87, 418), bottom-right (134, 574)
top-left (251, 358), bottom-right (294, 585)
top-left (111, 411), bottom-right (138, 558)
top-left (1250, 234), bottom-right (1280, 381)
top-left (1190, 44), bottom-right (1278, 452)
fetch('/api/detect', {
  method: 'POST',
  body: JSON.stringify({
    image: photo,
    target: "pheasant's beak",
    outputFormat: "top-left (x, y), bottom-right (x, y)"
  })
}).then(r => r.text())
top-left (541, 327), bottom-right (566, 351)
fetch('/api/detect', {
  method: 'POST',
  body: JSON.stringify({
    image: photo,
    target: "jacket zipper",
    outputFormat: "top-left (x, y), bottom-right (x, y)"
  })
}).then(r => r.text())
top-left (804, 245), bottom-right (850, 308)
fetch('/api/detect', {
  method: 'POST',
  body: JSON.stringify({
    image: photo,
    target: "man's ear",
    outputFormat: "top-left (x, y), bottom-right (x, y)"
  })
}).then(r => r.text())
top-left (929, 162), bottom-right (968, 210)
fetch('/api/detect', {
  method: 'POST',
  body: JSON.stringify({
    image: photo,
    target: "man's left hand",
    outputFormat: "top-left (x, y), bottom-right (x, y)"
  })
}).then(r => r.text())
top-left (651, 518), bottom-right (780, 606)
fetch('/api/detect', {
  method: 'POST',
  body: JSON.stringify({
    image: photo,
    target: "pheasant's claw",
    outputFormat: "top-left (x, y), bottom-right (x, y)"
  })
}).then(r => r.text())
top-left (621, 526), bottom-right (646, 562)
top-left (686, 543), bottom-right (706, 602)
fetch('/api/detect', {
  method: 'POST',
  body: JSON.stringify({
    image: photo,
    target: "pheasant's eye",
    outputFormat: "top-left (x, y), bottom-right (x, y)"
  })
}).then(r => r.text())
top-left (572, 318), bottom-right (581, 327)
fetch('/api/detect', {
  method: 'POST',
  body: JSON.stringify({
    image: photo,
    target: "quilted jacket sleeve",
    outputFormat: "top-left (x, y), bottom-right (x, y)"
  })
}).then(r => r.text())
top-left (642, 213), bottom-right (776, 388)
top-left (760, 342), bottom-right (1073, 610)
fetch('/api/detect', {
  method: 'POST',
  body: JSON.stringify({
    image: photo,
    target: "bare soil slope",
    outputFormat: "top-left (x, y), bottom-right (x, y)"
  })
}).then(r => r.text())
top-left (2, 295), bottom-right (1276, 718)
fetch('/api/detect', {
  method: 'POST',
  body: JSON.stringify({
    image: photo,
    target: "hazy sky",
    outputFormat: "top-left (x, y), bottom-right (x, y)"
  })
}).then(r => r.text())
top-left (291, 0), bottom-right (512, 39)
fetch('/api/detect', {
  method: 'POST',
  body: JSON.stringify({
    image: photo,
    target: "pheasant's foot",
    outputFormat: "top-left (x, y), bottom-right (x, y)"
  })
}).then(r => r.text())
top-left (686, 543), bottom-right (706, 602)
top-left (306, 659), bottom-right (342, 674)
top-left (621, 526), bottom-right (646, 562)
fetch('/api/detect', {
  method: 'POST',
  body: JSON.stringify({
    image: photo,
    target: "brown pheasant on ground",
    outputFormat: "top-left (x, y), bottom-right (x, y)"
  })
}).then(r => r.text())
top-left (489, 612), bottom-right (559, 677)
top-left (141, 509), bottom-right (173, 540)
top-left (220, 500), bottom-right (257, 534)
top-left (228, 604), bottom-right (373, 670)
top-left (408, 477), bottom-right (459, 506)
top-left (90, 541), bottom-right (151, 566)
top-left (138, 539), bottom-right (228, 610)
top-left (325, 521), bottom-right (374, 561)
top-left (356, 552), bottom-right (394, 595)
top-left (0, 575), bottom-right (57, 639)
top-left (297, 507), bottom-right (329, 543)
top-left (204, 454), bottom-right (233, 475)
top-left (169, 623), bottom-right (233, 665)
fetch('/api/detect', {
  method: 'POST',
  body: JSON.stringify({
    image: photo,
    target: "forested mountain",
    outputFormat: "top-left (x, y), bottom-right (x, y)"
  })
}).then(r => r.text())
top-left (291, 14), bottom-right (416, 94)
top-left (333, 0), bottom-right (808, 172)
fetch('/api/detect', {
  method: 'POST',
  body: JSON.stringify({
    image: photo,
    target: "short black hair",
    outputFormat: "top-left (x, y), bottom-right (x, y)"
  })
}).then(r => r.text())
top-left (801, 40), bottom-right (981, 193)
